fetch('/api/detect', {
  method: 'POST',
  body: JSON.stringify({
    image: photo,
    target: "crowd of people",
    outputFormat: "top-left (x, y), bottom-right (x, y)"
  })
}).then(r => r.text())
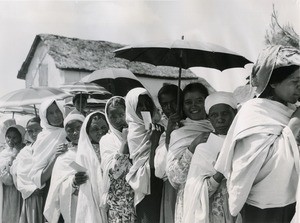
top-left (0, 44), bottom-right (299, 223)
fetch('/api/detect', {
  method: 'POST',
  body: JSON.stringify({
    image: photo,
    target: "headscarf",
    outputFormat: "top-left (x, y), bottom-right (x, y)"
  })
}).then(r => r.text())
top-left (205, 91), bottom-right (237, 114)
top-left (29, 99), bottom-right (67, 188)
top-left (100, 96), bottom-right (129, 205)
top-left (0, 119), bottom-right (16, 147)
top-left (63, 113), bottom-right (85, 128)
top-left (6, 124), bottom-right (26, 143)
top-left (44, 114), bottom-right (85, 223)
top-left (75, 111), bottom-right (107, 223)
top-left (251, 45), bottom-right (300, 96)
top-left (125, 87), bottom-right (161, 205)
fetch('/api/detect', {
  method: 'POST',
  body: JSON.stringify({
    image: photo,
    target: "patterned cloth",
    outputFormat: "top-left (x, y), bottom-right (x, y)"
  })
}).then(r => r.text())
top-left (107, 154), bottom-right (136, 223)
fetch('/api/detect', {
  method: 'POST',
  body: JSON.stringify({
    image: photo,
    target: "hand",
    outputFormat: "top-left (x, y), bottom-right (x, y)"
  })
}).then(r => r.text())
top-left (166, 113), bottom-right (181, 135)
top-left (188, 132), bottom-right (210, 154)
top-left (55, 143), bottom-right (68, 158)
top-left (0, 168), bottom-right (13, 185)
top-left (150, 124), bottom-right (165, 150)
top-left (73, 172), bottom-right (88, 186)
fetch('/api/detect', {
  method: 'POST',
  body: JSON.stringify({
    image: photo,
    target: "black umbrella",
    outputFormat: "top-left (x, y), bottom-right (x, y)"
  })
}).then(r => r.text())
top-left (114, 36), bottom-right (252, 111)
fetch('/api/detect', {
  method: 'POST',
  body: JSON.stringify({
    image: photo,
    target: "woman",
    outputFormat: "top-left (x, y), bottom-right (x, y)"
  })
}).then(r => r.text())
top-left (166, 82), bottom-right (214, 223)
top-left (125, 87), bottom-right (164, 223)
top-left (44, 114), bottom-right (86, 223)
top-left (10, 117), bottom-right (43, 223)
top-left (0, 124), bottom-right (26, 223)
top-left (215, 45), bottom-right (300, 223)
top-left (76, 111), bottom-right (109, 223)
top-left (28, 99), bottom-right (67, 221)
top-left (100, 96), bottom-right (136, 222)
top-left (183, 92), bottom-right (238, 223)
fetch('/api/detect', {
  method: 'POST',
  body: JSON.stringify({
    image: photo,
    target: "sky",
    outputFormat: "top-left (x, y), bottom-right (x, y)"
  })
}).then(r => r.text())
top-left (0, 0), bottom-right (299, 98)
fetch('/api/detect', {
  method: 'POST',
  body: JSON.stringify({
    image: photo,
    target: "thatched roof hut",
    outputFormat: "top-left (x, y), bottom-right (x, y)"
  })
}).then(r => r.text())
top-left (18, 34), bottom-right (198, 80)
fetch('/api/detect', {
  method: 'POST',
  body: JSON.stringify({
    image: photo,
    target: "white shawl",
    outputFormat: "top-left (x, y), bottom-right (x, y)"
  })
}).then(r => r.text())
top-left (75, 111), bottom-right (107, 223)
top-left (0, 147), bottom-right (18, 223)
top-left (29, 99), bottom-right (67, 188)
top-left (183, 133), bottom-right (225, 223)
top-left (125, 87), bottom-right (161, 206)
top-left (215, 98), bottom-right (299, 216)
top-left (99, 96), bottom-right (128, 207)
top-left (11, 145), bottom-right (37, 199)
top-left (166, 118), bottom-right (214, 189)
top-left (44, 146), bottom-right (77, 223)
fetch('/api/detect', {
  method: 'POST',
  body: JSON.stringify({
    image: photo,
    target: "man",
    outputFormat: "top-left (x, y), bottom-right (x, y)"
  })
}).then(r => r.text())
top-left (69, 93), bottom-right (88, 116)
top-left (183, 91), bottom-right (238, 223)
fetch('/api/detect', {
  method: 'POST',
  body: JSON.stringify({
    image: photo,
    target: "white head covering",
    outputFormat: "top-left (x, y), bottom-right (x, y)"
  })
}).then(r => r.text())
top-left (75, 111), bottom-right (107, 223)
top-left (29, 99), bottom-right (67, 188)
top-left (63, 113), bottom-right (85, 128)
top-left (251, 45), bottom-right (300, 96)
top-left (6, 124), bottom-right (26, 143)
top-left (125, 87), bottom-right (161, 205)
top-left (205, 91), bottom-right (238, 114)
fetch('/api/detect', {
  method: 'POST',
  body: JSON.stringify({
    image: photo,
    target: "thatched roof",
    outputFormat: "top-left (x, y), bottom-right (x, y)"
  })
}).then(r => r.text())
top-left (17, 34), bottom-right (198, 80)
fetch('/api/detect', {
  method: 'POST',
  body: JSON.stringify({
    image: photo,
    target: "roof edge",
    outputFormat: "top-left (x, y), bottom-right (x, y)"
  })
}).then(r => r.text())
top-left (17, 35), bottom-right (42, 80)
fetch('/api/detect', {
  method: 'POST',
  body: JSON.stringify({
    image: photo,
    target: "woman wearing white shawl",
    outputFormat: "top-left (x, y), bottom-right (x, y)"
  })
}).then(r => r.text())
top-left (125, 87), bottom-right (164, 223)
top-left (100, 96), bottom-right (136, 222)
top-left (44, 114), bottom-right (85, 223)
top-left (0, 124), bottom-right (26, 223)
top-left (29, 99), bottom-right (67, 189)
top-left (10, 117), bottom-right (43, 223)
top-left (183, 91), bottom-right (238, 223)
top-left (166, 82), bottom-right (214, 223)
top-left (75, 111), bottom-right (108, 223)
top-left (215, 45), bottom-right (300, 223)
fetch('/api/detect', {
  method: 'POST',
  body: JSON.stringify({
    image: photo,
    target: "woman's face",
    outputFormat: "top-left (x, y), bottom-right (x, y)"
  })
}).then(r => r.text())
top-left (107, 105), bottom-right (127, 132)
top-left (183, 90), bottom-right (206, 120)
top-left (136, 95), bottom-right (155, 119)
top-left (65, 120), bottom-right (83, 145)
top-left (46, 103), bottom-right (64, 127)
top-left (159, 93), bottom-right (177, 118)
top-left (272, 68), bottom-right (300, 104)
top-left (6, 129), bottom-right (22, 149)
top-left (88, 118), bottom-right (109, 143)
top-left (26, 122), bottom-right (42, 142)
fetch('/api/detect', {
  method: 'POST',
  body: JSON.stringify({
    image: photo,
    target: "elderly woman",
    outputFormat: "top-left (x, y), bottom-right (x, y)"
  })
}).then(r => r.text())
top-left (100, 96), bottom-right (136, 222)
top-left (76, 111), bottom-right (109, 223)
top-left (166, 82), bottom-right (214, 223)
top-left (125, 87), bottom-right (164, 223)
top-left (215, 45), bottom-right (300, 223)
top-left (44, 114), bottom-right (86, 223)
top-left (183, 91), bottom-right (238, 223)
top-left (10, 117), bottom-right (43, 223)
top-left (0, 124), bottom-right (26, 223)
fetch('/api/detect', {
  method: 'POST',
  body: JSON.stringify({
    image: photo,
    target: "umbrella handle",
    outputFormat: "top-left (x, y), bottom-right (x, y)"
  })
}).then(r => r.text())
top-left (176, 67), bottom-right (182, 114)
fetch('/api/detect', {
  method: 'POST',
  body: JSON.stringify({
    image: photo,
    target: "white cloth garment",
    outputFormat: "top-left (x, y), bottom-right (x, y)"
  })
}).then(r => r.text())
top-left (29, 99), bottom-right (67, 188)
top-left (44, 114), bottom-right (84, 223)
top-left (75, 111), bottom-right (107, 223)
top-left (183, 133), bottom-right (225, 223)
top-left (204, 91), bottom-right (237, 114)
top-left (215, 98), bottom-right (299, 216)
top-left (125, 87), bottom-right (161, 206)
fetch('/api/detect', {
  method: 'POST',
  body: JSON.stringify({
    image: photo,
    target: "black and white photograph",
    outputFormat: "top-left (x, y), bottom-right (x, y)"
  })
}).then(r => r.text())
top-left (0, 0), bottom-right (299, 222)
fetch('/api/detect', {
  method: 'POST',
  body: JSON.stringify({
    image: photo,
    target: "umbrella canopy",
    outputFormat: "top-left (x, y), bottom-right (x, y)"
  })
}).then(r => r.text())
top-left (80, 68), bottom-right (144, 96)
top-left (114, 37), bottom-right (252, 111)
top-left (0, 87), bottom-right (72, 108)
top-left (0, 105), bottom-right (38, 117)
top-left (59, 82), bottom-right (112, 97)
top-left (114, 38), bottom-right (252, 71)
